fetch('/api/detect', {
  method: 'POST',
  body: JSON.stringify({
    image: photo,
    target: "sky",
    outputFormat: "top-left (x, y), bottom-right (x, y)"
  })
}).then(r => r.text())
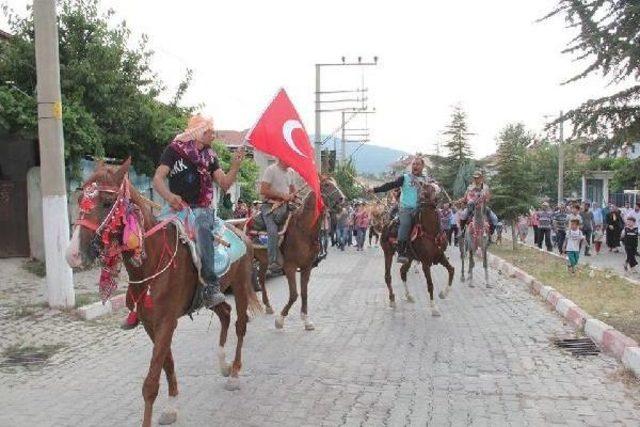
top-left (1, 0), bottom-right (620, 159)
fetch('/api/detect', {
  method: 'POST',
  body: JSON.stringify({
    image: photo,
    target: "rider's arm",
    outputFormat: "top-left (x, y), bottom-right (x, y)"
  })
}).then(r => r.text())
top-left (372, 175), bottom-right (404, 193)
top-left (212, 147), bottom-right (245, 192)
top-left (260, 182), bottom-right (292, 202)
top-left (152, 165), bottom-right (183, 209)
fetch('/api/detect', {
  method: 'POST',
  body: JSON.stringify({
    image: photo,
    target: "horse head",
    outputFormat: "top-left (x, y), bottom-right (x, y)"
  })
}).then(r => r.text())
top-left (319, 175), bottom-right (345, 213)
top-left (66, 159), bottom-right (132, 268)
top-left (418, 182), bottom-right (439, 208)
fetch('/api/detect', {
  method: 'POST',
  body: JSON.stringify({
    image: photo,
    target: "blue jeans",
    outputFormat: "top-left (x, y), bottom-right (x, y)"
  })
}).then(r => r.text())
top-left (398, 207), bottom-right (418, 243)
top-left (260, 203), bottom-right (279, 264)
top-left (356, 227), bottom-right (366, 249)
top-left (337, 225), bottom-right (348, 249)
top-left (193, 208), bottom-right (217, 286)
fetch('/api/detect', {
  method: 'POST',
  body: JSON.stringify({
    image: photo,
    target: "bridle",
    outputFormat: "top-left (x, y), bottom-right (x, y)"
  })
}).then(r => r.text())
top-left (320, 178), bottom-right (344, 211)
top-left (75, 181), bottom-right (121, 234)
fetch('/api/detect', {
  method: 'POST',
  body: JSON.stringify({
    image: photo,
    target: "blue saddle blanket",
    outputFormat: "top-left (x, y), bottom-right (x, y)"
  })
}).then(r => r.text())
top-left (157, 206), bottom-right (246, 278)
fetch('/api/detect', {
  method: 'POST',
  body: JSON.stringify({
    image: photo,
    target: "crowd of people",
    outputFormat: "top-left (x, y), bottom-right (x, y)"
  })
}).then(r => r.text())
top-left (515, 201), bottom-right (640, 274)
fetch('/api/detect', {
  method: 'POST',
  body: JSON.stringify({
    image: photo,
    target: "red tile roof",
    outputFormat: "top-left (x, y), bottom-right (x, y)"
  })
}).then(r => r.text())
top-left (215, 129), bottom-right (249, 147)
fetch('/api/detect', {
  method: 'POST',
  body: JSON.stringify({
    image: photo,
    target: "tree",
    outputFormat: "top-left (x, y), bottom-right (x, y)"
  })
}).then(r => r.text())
top-left (543, 1), bottom-right (640, 152)
top-left (0, 0), bottom-right (192, 176)
top-left (335, 159), bottom-right (363, 201)
top-left (452, 160), bottom-right (475, 198)
top-left (442, 105), bottom-right (474, 193)
top-left (528, 140), bottom-right (582, 202)
top-left (491, 123), bottom-right (536, 250)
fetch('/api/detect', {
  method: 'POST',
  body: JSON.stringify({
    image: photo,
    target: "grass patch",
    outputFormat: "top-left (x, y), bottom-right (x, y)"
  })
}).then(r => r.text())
top-left (74, 292), bottom-right (101, 308)
top-left (1, 343), bottom-right (65, 367)
top-left (8, 302), bottom-right (48, 319)
top-left (490, 244), bottom-right (640, 343)
top-left (22, 259), bottom-right (45, 278)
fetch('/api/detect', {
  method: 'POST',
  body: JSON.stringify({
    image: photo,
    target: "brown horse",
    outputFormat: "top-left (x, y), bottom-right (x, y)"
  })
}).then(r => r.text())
top-left (66, 160), bottom-right (261, 427)
top-left (380, 183), bottom-right (455, 316)
top-left (254, 176), bottom-right (345, 330)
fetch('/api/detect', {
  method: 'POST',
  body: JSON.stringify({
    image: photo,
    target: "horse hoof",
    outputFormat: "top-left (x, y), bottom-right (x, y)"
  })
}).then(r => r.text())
top-left (485, 282), bottom-right (493, 289)
top-left (275, 315), bottom-right (285, 329)
top-left (389, 300), bottom-right (397, 309)
top-left (468, 282), bottom-right (475, 288)
top-left (265, 305), bottom-right (274, 315)
top-left (220, 363), bottom-right (231, 378)
top-left (158, 409), bottom-right (178, 425)
top-left (304, 321), bottom-right (315, 331)
top-left (432, 308), bottom-right (441, 317)
top-left (406, 294), bottom-right (416, 303)
top-left (224, 377), bottom-right (241, 391)
top-left (438, 290), bottom-right (446, 300)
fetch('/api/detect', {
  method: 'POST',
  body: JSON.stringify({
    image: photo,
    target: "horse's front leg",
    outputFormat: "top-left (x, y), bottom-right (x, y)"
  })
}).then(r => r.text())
top-left (213, 301), bottom-right (232, 378)
top-left (226, 292), bottom-right (248, 391)
top-left (276, 264), bottom-right (298, 329)
top-left (399, 260), bottom-right (415, 303)
top-left (422, 263), bottom-right (440, 317)
top-left (468, 247), bottom-right (475, 288)
top-left (483, 238), bottom-right (491, 288)
top-left (438, 255), bottom-right (455, 299)
top-left (142, 317), bottom-right (177, 427)
top-left (383, 245), bottom-right (396, 308)
top-left (299, 267), bottom-right (315, 330)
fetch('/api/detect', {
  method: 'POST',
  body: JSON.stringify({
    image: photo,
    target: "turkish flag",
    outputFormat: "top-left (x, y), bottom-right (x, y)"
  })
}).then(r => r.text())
top-left (246, 88), bottom-right (323, 218)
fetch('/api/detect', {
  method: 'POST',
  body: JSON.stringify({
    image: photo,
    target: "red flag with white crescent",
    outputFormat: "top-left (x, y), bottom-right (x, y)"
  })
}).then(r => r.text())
top-left (246, 88), bottom-right (323, 218)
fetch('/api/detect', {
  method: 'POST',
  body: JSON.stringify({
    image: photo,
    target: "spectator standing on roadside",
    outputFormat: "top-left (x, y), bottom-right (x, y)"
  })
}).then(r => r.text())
top-left (440, 203), bottom-right (453, 244)
top-left (606, 205), bottom-right (624, 252)
top-left (537, 202), bottom-right (553, 251)
top-left (449, 206), bottom-right (458, 245)
top-left (517, 214), bottom-right (530, 243)
top-left (553, 204), bottom-right (569, 255)
top-left (336, 206), bottom-right (349, 251)
top-left (580, 202), bottom-right (594, 256)
top-left (621, 217), bottom-right (639, 273)
top-left (625, 202), bottom-right (640, 224)
top-left (564, 219), bottom-right (585, 274)
top-left (593, 225), bottom-right (604, 255)
top-left (354, 203), bottom-right (369, 251)
top-left (531, 208), bottom-right (540, 246)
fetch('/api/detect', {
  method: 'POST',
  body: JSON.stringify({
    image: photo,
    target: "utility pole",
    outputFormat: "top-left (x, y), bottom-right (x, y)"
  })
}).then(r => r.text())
top-left (341, 111), bottom-right (346, 165)
top-left (558, 110), bottom-right (564, 203)
top-left (34, 0), bottom-right (75, 308)
top-left (314, 57), bottom-right (378, 172)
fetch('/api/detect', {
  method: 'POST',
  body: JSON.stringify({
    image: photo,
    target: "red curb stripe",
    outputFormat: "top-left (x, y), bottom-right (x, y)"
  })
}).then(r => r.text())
top-left (566, 306), bottom-right (589, 329)
top-left (602, 329), bottom-right (639, 358)
top-left (546, 290), bottom-right (561, 306)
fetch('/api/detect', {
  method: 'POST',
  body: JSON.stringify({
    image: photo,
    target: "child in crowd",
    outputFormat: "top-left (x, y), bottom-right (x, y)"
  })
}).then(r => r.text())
top-left (517, 214), bottom-right (529, 243)
top-left (621, 217), bottom-right (639, 273)
top-left (593, 225), bottom-right (604, 255)
top-left (563, 218), bottom-right (585, 274)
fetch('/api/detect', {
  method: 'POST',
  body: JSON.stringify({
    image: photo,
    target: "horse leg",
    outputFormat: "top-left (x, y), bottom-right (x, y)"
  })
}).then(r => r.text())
top-left (468, 246), bottom-right (475, 288)
top-left (258, 257), bottom-right (274, 314)
top-left (483, 239), bottom-right (492, 288)
top-left (226, 294), bottom-right (248, 391)
top-left (142, 317), bottom-right (177, 427)
top-left (438, 255), bottom-right (455, 299)
top-left (422, 264), bottom-right (440, 317)
top-left (213, 302), bottom-right (232, 377)
top-left (384, 247), bottom-right (396, 308)
top-left (299, 267), bottom-right (315, 330)
top-left (276, 264), bottom-right (298, 329)
top-left (399, 261), bottom-right (415, 303)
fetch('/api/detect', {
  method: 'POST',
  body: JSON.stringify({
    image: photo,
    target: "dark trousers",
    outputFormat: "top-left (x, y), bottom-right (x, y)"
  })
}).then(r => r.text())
top-left (625, 244), bottom-right (638, 268)
top-left (537, 228), bottom-right (552, 251)
top-left (533, 225), bottom-right (540, 246)
top-left (556, 230), bottom-right (566, 254)
top-left (582, 229), bottom-right (592, 255)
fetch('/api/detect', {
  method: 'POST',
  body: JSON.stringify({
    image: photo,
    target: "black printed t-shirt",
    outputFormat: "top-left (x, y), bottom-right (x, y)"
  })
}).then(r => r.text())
top-left (159, 146), bottom-right (220, 207)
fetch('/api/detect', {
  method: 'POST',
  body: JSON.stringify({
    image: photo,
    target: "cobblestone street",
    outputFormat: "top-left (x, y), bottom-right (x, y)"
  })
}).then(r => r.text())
top-left (2, 245), bottom-right (640, 426)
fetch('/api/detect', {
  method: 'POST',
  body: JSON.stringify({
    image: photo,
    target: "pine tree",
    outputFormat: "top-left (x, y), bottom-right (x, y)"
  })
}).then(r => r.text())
top-left (543, 1), bottom-right (640, 152)
top-left (442, 105), bottom-right (474, 193)
top-left (491, 123), bottom-right (536, 250)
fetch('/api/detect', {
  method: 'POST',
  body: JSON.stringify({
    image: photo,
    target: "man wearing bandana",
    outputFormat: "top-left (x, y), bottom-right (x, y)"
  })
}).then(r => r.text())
top-left (154, 115), bottom-right (245, 309)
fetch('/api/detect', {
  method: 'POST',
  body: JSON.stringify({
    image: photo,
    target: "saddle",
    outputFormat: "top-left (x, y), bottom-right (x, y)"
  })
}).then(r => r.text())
top-left (386, 211), bottom-right (447, 249)
top-left (244, 202), bottom-right (293, 248)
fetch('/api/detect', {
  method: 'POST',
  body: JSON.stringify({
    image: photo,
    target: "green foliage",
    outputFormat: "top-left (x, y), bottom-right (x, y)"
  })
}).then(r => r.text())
top-left (543, 1), bottom-right (640, 152)
top-left (441, 105), bottom-right (474, 193)
top-left (452, 161), bottom-right (475, 198)
top-left (335, 160), bottom-right (363, 201)
top-left (527, 140), bottom-right (581, 202)
top-left (491, 123), bottom-right (536, 223)
top-left (0, 0), bottom-right (192, 175)
top-left (213, 141), bottom-right (259, 203)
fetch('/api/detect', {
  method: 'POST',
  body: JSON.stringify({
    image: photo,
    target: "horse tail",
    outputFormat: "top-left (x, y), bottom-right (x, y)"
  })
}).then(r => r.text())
top-left (242, 237), bottom-right (264, 317)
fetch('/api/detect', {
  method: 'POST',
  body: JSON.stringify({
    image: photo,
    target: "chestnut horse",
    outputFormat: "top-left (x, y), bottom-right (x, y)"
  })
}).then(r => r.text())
top-left (380, 183), bottom-right (455, 316)
top-left (254, 177), bottom-right (345, 330)
top-left (459, 196), bottom-right (491, 288)
top-left (66, 160), bottom-right (261, 427)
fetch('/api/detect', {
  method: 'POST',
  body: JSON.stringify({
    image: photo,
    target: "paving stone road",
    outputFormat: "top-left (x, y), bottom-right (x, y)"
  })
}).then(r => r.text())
top-left (2, 245), bottom-right (640, 426)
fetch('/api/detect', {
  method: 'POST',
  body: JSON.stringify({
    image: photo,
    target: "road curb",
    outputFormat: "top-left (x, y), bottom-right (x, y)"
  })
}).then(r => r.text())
top-left (77, 293), bottom-right (126, 320)
top-left (487, 251), bottom-right (639, 378)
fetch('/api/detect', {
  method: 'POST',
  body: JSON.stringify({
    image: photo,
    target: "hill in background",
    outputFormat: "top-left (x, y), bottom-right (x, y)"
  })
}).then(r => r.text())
top-left (322, 136), bottom-right (408, 175)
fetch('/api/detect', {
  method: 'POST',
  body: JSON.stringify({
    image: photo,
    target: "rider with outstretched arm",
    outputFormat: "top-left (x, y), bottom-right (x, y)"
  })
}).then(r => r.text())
top-left (369, 156), bottom-right (426, 264)
top-left (152, 115), bottom-right (245, 310)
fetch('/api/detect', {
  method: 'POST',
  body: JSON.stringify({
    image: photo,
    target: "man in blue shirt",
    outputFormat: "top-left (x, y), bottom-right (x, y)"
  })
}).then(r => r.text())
top-left (370, 156), bottom-right (427, 263)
